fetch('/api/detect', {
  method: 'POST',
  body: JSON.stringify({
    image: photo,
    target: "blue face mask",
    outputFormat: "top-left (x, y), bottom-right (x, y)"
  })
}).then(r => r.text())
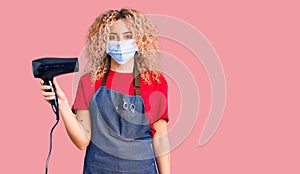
top-left (106, 39), bottom-right (138, 65)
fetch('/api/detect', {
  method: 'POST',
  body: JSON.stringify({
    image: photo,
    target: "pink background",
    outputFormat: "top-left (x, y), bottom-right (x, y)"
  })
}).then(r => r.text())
top-left (1, 0), bottom-right (299, 173)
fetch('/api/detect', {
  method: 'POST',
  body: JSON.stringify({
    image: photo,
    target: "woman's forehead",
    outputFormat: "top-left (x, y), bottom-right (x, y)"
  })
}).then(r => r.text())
top-left (109, 20), bottom-right (132, 34)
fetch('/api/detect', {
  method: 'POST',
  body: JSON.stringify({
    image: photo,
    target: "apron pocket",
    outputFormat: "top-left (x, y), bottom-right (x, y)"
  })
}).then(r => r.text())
top-left (117, 158), bottom-right (157, 173)
top-left (84, 161), bottom-right (115, 174)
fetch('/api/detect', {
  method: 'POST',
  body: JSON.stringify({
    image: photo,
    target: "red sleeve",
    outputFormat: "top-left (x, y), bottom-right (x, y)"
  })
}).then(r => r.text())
top-left (156, 74), bottom-right (169, 122)
top-left (145, 73), bottom-right (169, 123)
top-left (72, 73), bottom-right (94, 113)
top-left (147, 73), bottom-right (169, 136)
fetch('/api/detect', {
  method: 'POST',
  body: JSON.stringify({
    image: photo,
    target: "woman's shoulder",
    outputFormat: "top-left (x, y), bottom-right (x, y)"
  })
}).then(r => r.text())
top-left (78, 72), bottom-right (94, 86)
top-left (141, 71), bottom-right (168, 88)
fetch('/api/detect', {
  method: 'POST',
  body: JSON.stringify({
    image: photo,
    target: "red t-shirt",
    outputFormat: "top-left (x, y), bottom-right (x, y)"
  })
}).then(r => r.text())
top-left (72, 70), bottom-right (169, 136)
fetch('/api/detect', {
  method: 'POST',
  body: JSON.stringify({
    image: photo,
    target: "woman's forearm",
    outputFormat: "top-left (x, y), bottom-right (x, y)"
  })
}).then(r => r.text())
top-left (59, 101), bottom-right (90, 150)
top-left (152, 119), bottom-right (171, 174)
top-left (153, 136), bottom-right (171, 174)
top-left (155, 150), bottom-right (170, 174)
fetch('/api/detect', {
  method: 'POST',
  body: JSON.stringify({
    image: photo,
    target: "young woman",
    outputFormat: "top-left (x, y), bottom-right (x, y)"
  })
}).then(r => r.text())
top-left (40, 8), bottom-right (170, 174)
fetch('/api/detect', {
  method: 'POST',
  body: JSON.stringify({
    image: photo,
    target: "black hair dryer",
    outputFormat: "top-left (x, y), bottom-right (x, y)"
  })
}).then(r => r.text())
top-left (32, 57), bottom-right (79, 120)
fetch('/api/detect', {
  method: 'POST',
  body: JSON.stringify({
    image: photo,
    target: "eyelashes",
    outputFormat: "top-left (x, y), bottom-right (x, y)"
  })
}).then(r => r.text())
top-left (108, 34), bottom-right (133, 41)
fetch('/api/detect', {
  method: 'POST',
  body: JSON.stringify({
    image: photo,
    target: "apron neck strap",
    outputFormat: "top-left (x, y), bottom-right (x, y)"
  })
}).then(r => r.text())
top-left (133, 64), bottom-right (141, 96)
top-left (101, 61), bottom-right (141, 96)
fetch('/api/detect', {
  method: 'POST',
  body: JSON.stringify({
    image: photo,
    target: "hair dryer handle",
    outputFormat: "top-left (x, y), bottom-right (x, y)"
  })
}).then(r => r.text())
top-left (44, 79), bottom-right (59, 120)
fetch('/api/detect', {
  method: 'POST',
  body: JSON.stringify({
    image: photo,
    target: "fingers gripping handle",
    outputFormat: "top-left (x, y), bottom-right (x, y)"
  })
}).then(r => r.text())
top-left (44, 79), bottom-right (56, 104)
top-left (44, 79), bottom-right (59, 120)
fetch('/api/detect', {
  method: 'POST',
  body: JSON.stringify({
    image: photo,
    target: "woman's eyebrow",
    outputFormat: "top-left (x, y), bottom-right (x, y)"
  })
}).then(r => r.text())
top-left (123, 32), bottom-right (132, 35)
top-left (109, 32), bottom-right (132, 35)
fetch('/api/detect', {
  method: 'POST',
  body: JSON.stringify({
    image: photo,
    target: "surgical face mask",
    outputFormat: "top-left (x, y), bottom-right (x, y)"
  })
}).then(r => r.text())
top-left (106, 39), bottom-right (138, 65)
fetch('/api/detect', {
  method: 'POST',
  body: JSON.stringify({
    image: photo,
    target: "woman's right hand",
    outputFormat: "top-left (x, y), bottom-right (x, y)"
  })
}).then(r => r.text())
top-left (40, 77), bottom-right (68, 105)
top-left (40, 77), bottom-right (91, 150)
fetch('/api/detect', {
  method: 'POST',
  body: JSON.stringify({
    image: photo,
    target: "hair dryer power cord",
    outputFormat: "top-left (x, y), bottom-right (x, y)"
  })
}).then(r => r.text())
top-left (45, 93), bottom-right (60, 174)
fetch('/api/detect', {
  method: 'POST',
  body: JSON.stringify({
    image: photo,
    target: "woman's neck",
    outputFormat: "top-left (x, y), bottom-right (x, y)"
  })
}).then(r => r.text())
top-left (110, 57), bottom-right (134, 73)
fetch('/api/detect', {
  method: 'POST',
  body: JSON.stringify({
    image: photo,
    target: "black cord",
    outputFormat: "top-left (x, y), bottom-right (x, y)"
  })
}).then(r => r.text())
top-left (45, 95), bottom-right (60, 174)
top-left (45, 119), bottom-right (59, 174)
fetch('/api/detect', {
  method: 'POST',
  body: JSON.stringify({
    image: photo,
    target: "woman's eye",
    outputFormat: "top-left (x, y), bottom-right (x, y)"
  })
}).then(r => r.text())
top-left (109, 35), bottom-right (117, 40)
top-left (124, 35), bottom-right (133, 39)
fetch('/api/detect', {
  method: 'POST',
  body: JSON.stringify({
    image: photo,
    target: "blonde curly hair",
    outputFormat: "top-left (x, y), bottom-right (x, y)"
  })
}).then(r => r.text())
top-left (85, 8), bottom-right (161, 84)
